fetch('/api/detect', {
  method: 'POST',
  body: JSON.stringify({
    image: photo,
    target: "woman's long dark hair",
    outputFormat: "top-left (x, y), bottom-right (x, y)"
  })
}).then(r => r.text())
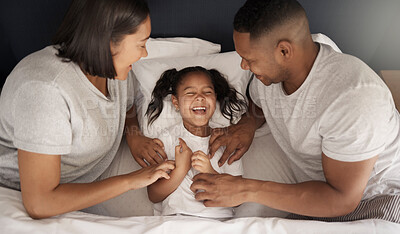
top-left (146, 66), bottom-right (247, 125)
top-left (53, 0), bottom-right (149, 79)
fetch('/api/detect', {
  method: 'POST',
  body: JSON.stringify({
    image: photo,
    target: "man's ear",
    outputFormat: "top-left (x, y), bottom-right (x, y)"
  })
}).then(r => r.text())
top-left (171, 95), bottom-right (179, 110)
top-left (275, 40), bottom-right (293, 63)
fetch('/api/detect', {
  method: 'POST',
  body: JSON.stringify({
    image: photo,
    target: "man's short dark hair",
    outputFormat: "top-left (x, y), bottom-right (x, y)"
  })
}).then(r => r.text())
top-left (234, 0), bottom-right (305, 39)
top-left (53, 0), bottom-right (150, 79)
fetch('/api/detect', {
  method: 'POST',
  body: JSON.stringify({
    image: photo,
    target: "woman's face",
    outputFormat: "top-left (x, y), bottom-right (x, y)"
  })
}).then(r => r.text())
top-left (172, 72), bottom-right (217, 129)
top-left (111, 15), bottom-right (151, 80)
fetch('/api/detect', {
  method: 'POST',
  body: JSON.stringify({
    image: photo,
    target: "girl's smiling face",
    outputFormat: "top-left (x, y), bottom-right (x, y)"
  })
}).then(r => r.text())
top-left (172, 72), bottom-right (217, 129)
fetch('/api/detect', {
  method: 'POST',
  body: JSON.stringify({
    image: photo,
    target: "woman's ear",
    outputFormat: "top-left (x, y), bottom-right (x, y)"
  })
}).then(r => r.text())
top-left (171, 95), bottom-right (179, 111)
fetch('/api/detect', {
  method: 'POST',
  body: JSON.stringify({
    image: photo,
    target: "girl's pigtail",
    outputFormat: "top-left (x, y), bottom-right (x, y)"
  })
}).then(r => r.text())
top-left (209, 69), bottom-right (248, 124)
top-left (146, 69), bottom-right (178, 125)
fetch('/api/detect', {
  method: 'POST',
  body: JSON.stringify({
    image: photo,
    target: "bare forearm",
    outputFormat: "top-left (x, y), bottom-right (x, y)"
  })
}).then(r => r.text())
top-left (244, 179), bottom-right (360, 217)
top-left (147, 168), bottom-right (188, 203)
top-left (22, 174), bottom-right (131, 219)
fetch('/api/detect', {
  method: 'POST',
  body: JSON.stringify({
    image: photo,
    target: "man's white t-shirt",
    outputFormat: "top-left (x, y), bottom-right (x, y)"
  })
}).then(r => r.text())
top-left (249, 43), bottom-right (400, 200)
top-left (153, 123), bottom-right (243, 218)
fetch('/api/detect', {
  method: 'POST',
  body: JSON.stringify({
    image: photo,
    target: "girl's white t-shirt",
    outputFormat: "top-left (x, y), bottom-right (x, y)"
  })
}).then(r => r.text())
top-left (154, 122), bottom-right (243, 218)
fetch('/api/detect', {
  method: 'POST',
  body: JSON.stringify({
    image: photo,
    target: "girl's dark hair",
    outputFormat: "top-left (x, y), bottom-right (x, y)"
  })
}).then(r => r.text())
top-left (53, 0), bottom-right (150, 78)
top-left (146, 66), bottom-right (247, 125)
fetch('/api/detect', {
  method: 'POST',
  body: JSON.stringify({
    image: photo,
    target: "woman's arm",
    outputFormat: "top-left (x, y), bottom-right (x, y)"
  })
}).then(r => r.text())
top-left (147, 138), bottom-right (192, 203)
top-left (18, 149), bottom-right (174, 219)
top-left (125, 104), bottom-right (167, 167)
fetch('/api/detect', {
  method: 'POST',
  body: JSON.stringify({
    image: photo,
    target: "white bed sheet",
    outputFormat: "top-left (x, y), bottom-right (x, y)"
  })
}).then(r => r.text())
top-left (1, 186), bottom-right (399, 234)
top-left (1, 129), bottom-right (399, 233)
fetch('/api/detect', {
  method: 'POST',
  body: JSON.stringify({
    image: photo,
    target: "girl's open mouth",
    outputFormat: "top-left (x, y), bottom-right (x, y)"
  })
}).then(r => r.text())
top-left (192, 106), bottom-right (207, 115)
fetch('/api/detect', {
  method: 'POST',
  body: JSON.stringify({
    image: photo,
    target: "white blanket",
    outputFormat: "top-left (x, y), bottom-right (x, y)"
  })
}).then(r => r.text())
top-left (1, 129), bottom-right (400, 233)
top-left (0, 186), bottom-right (399, 234)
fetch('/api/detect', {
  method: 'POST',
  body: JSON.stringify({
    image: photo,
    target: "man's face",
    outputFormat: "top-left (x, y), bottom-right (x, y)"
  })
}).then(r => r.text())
top-left (233, 30), bottom-right (289, 86)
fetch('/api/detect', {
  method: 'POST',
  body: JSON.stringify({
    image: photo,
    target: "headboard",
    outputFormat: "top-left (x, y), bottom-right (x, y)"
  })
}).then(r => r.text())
top-left (1, 0), bottom-right (399, 89)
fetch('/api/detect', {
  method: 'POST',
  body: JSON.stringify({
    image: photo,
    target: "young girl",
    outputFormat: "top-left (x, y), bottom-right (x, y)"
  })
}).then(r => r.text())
top-left (146, 66), bottom-right (247, 219)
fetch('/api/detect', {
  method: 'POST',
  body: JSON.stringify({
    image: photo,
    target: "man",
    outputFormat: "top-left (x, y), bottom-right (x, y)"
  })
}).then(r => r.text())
top-left (191, 0), bottom-right (400, 222)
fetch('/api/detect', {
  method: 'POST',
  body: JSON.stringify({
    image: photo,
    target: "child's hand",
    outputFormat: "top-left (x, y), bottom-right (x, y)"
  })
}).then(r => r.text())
top-left (174, 138), bottom-right (192, 171)
top-left (127, 161), bottom-right (175, 190)
top-left (191, 151), bottom-right (218, 174)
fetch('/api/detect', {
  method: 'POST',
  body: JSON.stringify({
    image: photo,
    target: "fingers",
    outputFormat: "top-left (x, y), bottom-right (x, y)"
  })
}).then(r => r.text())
top-left (227, 148), bottom-right (246, 165)
top-left (153, 138), bottom-right (164, 148)
top-left (203, 200), bottom-right (219, 207)
top-left (153, 161), bottom-right (175, 180)
top-left (178, 138), bottom-right (188, 150)
top-left (134, 156), bottom-right (149, 168)
top-left (194, 191), bottom-right (215, 202)
top-left (175, 144), bottom-right (182, 155)
top-left (218, 143), bottom-right (236, 167)
top-left (208, 136), bottom-right (226, 158)
top-left (157, 160), bottom-right (175, 171)
top-left (153, 138), bottom-right (167, 160)
top-left (191, 173), bottom-right (213, 193)
top-left (147, 150), bottom-right (164, 164)
top-left (192, 172), bottom-right (213, 182)
top-left (190, 179), bottom-right (208, 193)
top-left (144, 153), bottom-right (158, 165)
top-left (191, 151), bottom-right (208, 162)
top-left (156, 170), bottom-right (170, 180)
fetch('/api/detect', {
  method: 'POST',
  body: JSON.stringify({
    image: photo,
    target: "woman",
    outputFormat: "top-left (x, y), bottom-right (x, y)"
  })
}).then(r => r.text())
top-left (0, 0), bottom-right (172, 219)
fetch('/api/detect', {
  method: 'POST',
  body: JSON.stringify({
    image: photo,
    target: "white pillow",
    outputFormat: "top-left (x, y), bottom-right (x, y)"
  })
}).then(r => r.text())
top-left (144, 37), bottom-right (221, 60)
top-left (312, 33), bottom-right (342, 53)
top-left (132, 51), bottom-right (251, 137)
top-left (133, 33), bottom-right (340, 138)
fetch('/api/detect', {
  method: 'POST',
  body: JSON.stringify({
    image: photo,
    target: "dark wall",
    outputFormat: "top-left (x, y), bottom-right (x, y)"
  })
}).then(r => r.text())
top-left (1, 0), bottom-right (399, 89)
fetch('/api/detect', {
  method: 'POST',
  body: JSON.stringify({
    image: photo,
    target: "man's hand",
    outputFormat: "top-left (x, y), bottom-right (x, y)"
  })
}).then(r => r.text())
top-left (208, 100), bottom-right (265, 167)
top-left (209, 123), bottom-right (255, 167)
top-left (190, 173), bottom-right (246, 207)
top-left (127, 135), bottom-right (167, 167)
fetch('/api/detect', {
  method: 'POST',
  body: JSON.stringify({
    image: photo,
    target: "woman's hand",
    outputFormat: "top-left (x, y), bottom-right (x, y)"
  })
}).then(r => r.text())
top-left (191, 150), bottom-right (217, 174)
top-left (174, 138), bottom-right (192, 171)
top-left (127, 160), bottom-right (175, 190)
top-left (127, 134), bottom-right (167, 167)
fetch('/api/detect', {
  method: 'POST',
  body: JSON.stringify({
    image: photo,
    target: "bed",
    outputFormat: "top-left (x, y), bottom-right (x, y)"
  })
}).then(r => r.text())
top-left (1, 0), bottom-right (400, 233)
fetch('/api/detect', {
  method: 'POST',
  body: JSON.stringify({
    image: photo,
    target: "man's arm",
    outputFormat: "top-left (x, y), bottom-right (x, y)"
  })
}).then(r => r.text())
top-left (209, 99), bottom-right (266, 166)
top-left (191, 153), bottom-right (377, 217)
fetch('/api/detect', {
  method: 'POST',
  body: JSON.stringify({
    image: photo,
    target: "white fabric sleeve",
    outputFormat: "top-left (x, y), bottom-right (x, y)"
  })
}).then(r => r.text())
top-left (221, 159), bottom-right (243, 176)
top-left (320, 86), bottom-right (392, 162)
top-left (126, 70), bottom-right (136, 112)
top-left (248, 77), bottom-right (262, 108)
top-left (13, 81), bottom-right (72, 155)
